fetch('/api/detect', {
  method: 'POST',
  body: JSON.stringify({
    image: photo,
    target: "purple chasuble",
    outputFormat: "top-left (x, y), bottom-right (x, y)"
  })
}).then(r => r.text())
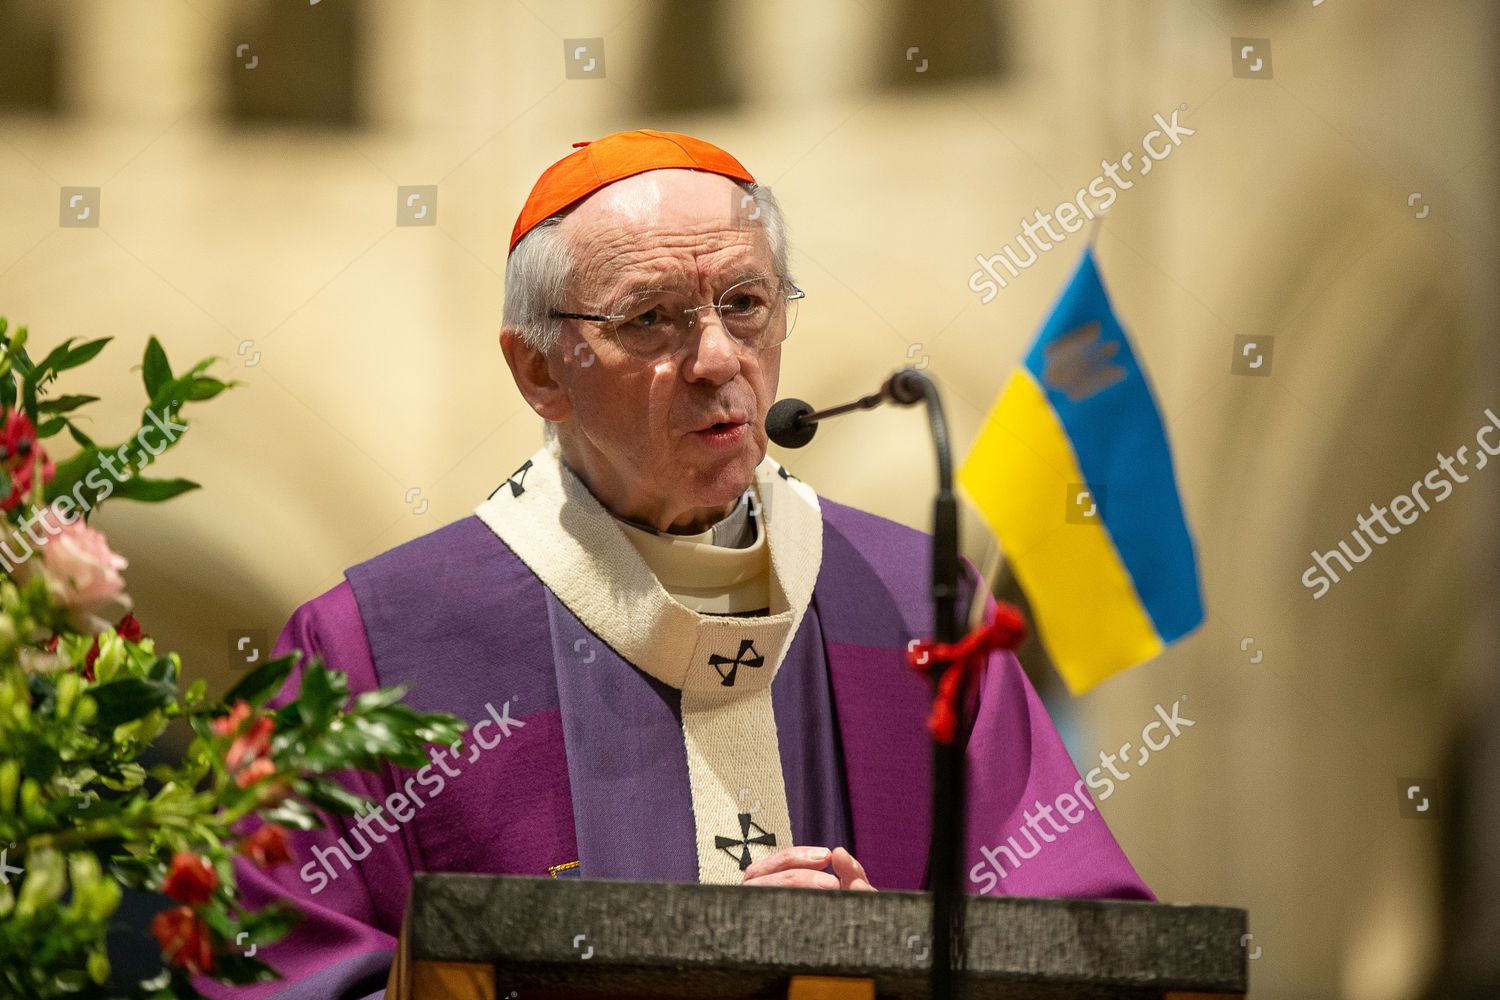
top-left (197, 496), bottom-right (1152, 1000)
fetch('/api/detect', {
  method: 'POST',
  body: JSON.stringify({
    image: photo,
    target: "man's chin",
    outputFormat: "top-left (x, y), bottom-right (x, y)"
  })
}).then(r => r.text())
top-left (678, 445), bottom-right (762, 503)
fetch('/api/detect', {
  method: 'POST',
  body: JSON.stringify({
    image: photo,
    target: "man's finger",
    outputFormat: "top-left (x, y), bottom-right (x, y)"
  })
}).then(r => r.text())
top-left (742, 846), bottom-right (831, 882)
top-left (829, 846), bottom-right (872, 889)
top-left (743, 868), bottom-right (841, 890)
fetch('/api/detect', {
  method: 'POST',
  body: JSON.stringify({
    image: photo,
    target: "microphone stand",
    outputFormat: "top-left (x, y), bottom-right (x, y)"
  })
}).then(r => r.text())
top-left (767, 369), bottom-right (968, 1000)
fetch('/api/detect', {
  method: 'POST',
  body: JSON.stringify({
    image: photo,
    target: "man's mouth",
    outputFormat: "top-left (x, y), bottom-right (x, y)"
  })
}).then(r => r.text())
top-left (691, 416), bottom-right (750, 446)
top-left (691, 412), bottom-right (750, 434)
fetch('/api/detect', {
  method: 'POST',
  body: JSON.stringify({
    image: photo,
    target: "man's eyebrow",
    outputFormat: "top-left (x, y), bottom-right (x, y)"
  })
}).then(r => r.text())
top-left (723, 267), bottom-right (771, 286)
top-left (598, 267), bottom-right (681, 299)
top-left (601, 264), bottom-right (772, 300)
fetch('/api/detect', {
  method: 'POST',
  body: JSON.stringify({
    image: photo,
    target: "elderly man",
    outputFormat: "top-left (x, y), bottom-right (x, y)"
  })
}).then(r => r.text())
top-left (207, 130), bottom-right (1151, 1000)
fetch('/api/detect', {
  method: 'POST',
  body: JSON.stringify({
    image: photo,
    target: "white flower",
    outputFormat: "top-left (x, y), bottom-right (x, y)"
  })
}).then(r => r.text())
top-left (14, 509), bottom-right (132, 634)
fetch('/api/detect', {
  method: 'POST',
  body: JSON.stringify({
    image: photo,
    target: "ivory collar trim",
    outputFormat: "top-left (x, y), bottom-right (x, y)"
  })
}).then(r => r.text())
top-left (473, 445), bottom-right (822, 693)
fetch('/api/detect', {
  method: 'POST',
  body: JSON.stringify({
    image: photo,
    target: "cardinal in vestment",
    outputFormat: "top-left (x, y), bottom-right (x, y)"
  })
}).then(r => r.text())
top-left (201, 129), bottom-right (1152, 999)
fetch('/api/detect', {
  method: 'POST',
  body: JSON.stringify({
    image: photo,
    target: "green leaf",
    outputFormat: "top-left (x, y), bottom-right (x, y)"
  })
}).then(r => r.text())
top-left (21, 371), bottom-right (36, 421)
top-left (222, 653), bottom-right (297, 709)
top-left (185, 355), bottom-right (226, 378)
top-left (109, 476), bottom-right (200, 503)
top-left (21, 742), bottom-right (61, 784)
top-left (43, 445), bottom-right (100, 504)
top-left (182, 376), bottom-right (230, 402)
top-left (30, 336), bottom-right (110, 381)
top-left (109, 855), bottom-right (161, 890)
top-left (296, 664), bottom-right (346, 733)
top-left (295, 776), bottom-right (371, 816)
top-left (147, 656), bottom-right (178, 686)
top-left (271, 701), bottom-right (303, 730)
top-left (87, 677), bottom-right (176, 729)
top-left (236, 904), bottom-right (302, 944)
top-left (350, 686), bottom-right (408, 713)
top-left (260, 797), bottom-right (324, 831)
top-left (142, 337), bottom-right (173, 398)
top-left (35, 416), bottom-right (65, 437)
top-left (54, 337), bottom-right (111, 373)
top-left (65, 420), bottom-right (96, 449)
top-left (31, 337), bottom-right (78, 376)
top-left (203, 953), bottom-right (282, 986)
top-left (37, 394), bottom-right (99, 414)
top-left (343, 715), bottom-right (415, 760)
top-left (186, 711), bottom-right (217, 743)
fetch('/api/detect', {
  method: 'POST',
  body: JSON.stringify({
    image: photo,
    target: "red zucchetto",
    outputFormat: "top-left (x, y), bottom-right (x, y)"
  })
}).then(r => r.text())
top-left (508, 129), bottom-right (756, 255)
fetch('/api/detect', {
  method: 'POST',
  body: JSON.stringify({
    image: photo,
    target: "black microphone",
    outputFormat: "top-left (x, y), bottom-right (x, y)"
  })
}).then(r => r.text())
top-left (766, 398), bottom-right (818, 448)
top-left (765, 369), bottom-right (927, 449)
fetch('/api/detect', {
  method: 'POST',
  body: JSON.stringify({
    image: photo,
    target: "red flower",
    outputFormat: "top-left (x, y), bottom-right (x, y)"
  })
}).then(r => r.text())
top-left (161, 852), bottom-right (218, 905)
top-left (233, 756), bottom-right (276, 790)
top-left (151, 905), bottom-right (215, 975)
top-left (115, 612), bottom-right (144, 643)
top-left (211, 700), bottom-right (252, 740)
top-left (213, 700), bottom-right (279, 788)
top-left (225, 716), bottom-right (274, 772)
top-left (240, 824), bottom-right (294, 869)
top-left (0, 410), bottom-right (55, 512)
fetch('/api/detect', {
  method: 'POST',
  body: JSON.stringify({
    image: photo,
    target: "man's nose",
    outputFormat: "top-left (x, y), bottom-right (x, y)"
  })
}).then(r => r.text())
top-left (682, 311), bottom-right (742, 383)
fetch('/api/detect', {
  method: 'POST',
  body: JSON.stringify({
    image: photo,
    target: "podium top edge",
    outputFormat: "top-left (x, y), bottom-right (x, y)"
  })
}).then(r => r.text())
top-left (408, 870), bottom-right (1247, 919)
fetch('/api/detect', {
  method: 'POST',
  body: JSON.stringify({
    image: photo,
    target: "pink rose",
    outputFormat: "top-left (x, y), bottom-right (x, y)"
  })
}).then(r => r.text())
top-left (22, 514), bottom-right (132, 633)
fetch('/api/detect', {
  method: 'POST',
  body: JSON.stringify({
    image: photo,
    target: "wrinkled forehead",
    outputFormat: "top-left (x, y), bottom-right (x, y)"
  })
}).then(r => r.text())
top-left (561, 169), bottom-right (775, 297)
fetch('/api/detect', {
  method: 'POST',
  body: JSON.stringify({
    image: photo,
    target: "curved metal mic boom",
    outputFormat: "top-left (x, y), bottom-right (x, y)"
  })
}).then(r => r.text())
top-left (764, 369), bottom-right (928, 449)
top-left (763, 367), bottom-right (968, 1000)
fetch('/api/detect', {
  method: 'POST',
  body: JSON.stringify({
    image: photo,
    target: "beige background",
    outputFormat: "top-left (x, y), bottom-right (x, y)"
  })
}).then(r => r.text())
top-left (1, 1), bottom-right (1495, 996)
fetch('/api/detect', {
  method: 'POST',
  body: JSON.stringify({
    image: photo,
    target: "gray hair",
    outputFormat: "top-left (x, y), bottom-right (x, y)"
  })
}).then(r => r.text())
top-left (503, 179), bottom-right (795, 356)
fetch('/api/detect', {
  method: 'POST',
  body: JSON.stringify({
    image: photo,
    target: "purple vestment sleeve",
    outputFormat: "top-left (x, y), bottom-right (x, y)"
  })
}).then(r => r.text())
top-left (196, 581), bottom-right (398, 1000)
top-left (963, 583), bottom-right (1156, 901)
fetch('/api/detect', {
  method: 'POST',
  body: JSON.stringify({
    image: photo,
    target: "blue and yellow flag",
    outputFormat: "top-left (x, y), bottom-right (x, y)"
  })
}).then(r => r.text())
top-left (958, 248), bottom-right (1203, 693)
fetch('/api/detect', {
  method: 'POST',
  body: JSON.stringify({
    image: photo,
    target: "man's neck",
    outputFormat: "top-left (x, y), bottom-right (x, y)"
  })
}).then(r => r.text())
top-left (613, 489), bottom-right (758, 548)
top-left (556, 448), bottom-right (744, 535)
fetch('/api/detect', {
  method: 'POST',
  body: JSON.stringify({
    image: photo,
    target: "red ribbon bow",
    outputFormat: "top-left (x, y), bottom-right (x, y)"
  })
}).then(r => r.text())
top-left (905, 602), bottom-right (1027, 743)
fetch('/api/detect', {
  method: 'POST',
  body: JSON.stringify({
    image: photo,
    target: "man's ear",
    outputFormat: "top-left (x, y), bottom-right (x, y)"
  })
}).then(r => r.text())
top-left (500, 327), bottom-right (571, 422)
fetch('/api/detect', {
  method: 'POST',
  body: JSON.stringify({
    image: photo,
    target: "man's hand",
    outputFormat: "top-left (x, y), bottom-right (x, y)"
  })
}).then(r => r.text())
top-left (741, 846), bottom-right (876, 890)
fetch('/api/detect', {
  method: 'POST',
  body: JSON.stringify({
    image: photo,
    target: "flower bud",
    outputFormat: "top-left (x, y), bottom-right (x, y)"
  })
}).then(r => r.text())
top-left (0, 759), bottom-right (18, 814)
top-left (19, 778), bottom-right (45, 823)
top-left (55, 671), bottom-right (80, 719)
top-left (87, 950), bottom-right (110, 986)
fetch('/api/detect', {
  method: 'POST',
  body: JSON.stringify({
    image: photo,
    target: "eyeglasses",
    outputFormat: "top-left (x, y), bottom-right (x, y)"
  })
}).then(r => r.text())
top-left (551, 276), bottom-right (805, 360)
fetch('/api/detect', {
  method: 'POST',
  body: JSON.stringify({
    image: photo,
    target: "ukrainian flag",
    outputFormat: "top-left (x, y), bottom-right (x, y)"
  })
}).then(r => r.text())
top-left (958, 248), bottom-right (1203, 693)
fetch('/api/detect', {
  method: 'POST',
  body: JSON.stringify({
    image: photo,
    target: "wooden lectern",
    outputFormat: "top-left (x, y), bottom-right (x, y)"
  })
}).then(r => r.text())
top-left (385, 873), bottom-right (1248, 999)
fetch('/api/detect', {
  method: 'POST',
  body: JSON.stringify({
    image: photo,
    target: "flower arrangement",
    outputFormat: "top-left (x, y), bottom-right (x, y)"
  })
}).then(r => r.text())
top-left (0, 318), bottom-right (465, 997)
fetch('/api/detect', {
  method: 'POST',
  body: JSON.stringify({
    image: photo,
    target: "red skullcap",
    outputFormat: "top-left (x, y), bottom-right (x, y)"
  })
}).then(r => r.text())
top-left (507, 129), bottom-right (756, 255)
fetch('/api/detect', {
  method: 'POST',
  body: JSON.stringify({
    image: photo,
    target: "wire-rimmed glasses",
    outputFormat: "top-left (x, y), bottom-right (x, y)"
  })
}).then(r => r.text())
top-left (551, 276), bottom-right (805, 360)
